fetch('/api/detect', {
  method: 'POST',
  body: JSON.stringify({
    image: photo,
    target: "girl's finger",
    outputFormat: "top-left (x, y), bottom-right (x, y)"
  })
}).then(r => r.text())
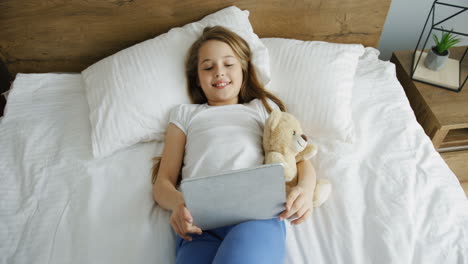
top-left (286, 187), bottom-right (302, 211)
top-left (281, 200), bottom-right (300, 220)
top-left (179, 217), bottom-right (192, 236)
top-left (182, 207), bottom-right (201, 235)
top-left (180, 232), bottom-right (192, 241)
top-left (176, 217), bottom-right (192, 241)
top-left (294, 204), bottom-right (309, 219)
top-left (171, 218), bottom-right (185, 240)
top-left (292, 196), bottom-right (305, 213)
top-left (281, 191), bottom-right (306, 220)
top-left (181, 234), bottom-right (192, 241)
top-left (182, 221), bottom-right (194, 236)
top-left (188, 224), bottom-right (203, 235)
top-left (292, 208), bottom-right (312, 225)
top-left (181, 216), bottom-right (201, 239)
top-left (183, 207), bottom-right (193, 224)
top-left (181, 224), bottom-right (199, 240)
top-left (174, 221), bottom-right (185, 237)
top-left (183, 220), bottom-right (202, 235)
top-left (278, 209), bottom-right (288, 221)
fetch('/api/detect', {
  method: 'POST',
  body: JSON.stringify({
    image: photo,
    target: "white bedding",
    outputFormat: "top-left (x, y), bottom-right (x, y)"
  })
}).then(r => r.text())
top-left (1, 48), bottom-right (467, 264)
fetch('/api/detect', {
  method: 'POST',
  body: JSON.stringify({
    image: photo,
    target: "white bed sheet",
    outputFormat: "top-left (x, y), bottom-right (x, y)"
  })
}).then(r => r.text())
top-left (1, 48), bottom-right (467, 264)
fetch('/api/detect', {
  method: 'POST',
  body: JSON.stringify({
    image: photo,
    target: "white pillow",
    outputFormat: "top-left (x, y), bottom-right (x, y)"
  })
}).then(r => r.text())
top-left (83, 6), bottom-right (270, 158)
top-left (262, 38), bottom-right (364, 143)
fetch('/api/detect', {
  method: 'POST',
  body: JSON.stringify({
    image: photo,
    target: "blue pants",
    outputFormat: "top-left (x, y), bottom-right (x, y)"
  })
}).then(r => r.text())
top-left (176, 218), bottom-right (286, 264)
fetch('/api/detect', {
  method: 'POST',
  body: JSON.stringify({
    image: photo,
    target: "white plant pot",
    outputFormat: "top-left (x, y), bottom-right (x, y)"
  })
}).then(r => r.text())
top-left (424, 47), bottom-right (449, 71)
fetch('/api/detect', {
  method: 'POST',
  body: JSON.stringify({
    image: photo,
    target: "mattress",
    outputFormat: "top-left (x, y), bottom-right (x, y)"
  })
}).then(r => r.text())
top-left (1, 48), bottom-right (467, 264)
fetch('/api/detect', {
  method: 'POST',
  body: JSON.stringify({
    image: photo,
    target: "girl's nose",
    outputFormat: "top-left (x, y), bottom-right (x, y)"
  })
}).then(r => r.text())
top-left (215, 72), bottom-right (224, 77)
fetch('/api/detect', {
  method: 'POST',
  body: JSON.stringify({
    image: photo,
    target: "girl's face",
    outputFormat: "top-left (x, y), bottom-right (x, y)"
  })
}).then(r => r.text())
top-left (197, 40), bottom-right (243, 106)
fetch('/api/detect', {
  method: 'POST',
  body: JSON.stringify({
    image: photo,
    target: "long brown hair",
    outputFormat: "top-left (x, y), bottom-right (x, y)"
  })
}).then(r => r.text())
top-left (185, 26), bottom-right (286, 113)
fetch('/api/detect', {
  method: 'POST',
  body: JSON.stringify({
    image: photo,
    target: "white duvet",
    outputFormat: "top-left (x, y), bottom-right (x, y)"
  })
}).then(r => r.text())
top-left (1, 48), bottom-right (467, 264)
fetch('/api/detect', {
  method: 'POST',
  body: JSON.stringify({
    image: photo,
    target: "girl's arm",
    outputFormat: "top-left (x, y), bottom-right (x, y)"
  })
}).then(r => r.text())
top-left (279, 159), bottom-right (316, 225)
top-left (153, 123), bottom-right (202, 240)
top-left (153, 123), bottom-right (186, 210)
top-left (296, 159), bottom-right (317, 194)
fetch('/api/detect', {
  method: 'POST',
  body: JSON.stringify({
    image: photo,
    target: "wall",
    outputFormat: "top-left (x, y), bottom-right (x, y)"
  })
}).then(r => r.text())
top-left (378, 0), bottom-right (468, 61)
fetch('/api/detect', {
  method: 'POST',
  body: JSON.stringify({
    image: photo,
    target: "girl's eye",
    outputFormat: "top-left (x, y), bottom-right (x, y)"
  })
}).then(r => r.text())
top-left (293, 131), bottom-right (296, 136)
top-left (225, 64), bottom-right (234, 67)
top-left (203, 67), bottom-right (213, 71)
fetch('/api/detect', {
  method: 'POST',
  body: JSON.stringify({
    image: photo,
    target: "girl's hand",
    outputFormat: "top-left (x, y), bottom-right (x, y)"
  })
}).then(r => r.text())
top-left (279, 185), bottom-right (314, 225)
top-left (171, 203), bottom-right (203, 241)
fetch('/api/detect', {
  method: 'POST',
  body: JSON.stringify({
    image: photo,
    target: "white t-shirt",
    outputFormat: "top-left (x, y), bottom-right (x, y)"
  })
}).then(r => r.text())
top-left (169, 98), bottom-right (278, 180)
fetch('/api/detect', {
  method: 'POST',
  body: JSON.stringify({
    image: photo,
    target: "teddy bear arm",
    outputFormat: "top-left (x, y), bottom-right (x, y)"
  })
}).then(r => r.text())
top-left (313, 179), bottom-right (332, 207)
top-left (296, 143), bottom-right (318, 162)
top-left (265, 152), bottom-right (286, 165)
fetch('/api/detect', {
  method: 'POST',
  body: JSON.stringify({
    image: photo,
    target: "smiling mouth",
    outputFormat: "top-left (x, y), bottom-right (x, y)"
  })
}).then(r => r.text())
top-left (212, 81), bottom-right (232, 89)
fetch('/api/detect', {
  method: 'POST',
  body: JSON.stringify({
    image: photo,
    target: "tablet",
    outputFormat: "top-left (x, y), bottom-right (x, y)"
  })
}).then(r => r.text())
top-left (180, 163), bottom-right (286, 230)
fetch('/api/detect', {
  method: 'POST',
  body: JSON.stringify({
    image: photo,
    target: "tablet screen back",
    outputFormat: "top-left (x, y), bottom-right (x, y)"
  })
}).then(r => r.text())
top-left (180, 163), bottom-right (286, 230)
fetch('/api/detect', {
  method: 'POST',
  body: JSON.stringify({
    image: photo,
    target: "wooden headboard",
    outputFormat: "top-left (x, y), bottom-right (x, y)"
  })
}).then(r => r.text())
top-left (0, 0), bottom-right (391, 78)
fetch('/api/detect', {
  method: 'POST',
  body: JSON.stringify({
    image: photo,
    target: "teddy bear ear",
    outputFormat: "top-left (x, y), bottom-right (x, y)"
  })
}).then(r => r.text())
top-left (266, 109), bottom-right (282, 131)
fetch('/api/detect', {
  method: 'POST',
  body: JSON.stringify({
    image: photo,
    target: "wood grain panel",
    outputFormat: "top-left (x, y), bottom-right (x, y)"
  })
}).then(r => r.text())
top-left (441, 150), bottom-right (468, 182)
top-left (462, 182), bottom-right (468, 198)
top-left (0, 0), bottom-right (391, 76)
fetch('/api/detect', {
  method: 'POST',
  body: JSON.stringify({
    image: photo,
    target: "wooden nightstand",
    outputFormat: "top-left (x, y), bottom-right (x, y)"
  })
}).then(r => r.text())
top-left (391, 48), bottom-right (468, 197)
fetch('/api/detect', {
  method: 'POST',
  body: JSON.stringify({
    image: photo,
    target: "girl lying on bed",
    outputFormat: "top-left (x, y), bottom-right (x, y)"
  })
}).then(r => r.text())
top-left (152, 26), bottom-right (317, 264)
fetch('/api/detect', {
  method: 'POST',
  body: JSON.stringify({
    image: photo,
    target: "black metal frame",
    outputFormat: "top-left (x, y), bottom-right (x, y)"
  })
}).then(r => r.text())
top-left (411, 0), bottom-right (468, 92)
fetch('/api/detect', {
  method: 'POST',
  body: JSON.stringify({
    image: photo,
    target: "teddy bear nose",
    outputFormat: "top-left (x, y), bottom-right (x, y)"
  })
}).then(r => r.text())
top-left (301, 134), bottom-right (308, 141)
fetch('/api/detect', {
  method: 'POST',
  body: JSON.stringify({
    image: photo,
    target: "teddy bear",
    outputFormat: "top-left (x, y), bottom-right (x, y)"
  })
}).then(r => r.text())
top-left (263, 109), bottom-right (331, 208)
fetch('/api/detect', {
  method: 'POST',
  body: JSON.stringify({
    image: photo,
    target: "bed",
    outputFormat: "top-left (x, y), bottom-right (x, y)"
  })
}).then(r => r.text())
top-left (1, 1), bottom-right (468, 264)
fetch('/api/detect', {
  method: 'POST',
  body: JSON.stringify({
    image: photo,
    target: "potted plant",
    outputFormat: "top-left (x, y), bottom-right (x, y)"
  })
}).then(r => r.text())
top-left (424, 30), bottom-right (462, 71)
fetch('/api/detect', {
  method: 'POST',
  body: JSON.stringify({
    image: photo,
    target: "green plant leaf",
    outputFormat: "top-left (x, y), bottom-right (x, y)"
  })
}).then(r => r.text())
top-left (433, 34), bottom-right (439, 45)
top-left (433, 34), bottom-right (441, 53)
top-left (433, 29), bottom-right (462, 54)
